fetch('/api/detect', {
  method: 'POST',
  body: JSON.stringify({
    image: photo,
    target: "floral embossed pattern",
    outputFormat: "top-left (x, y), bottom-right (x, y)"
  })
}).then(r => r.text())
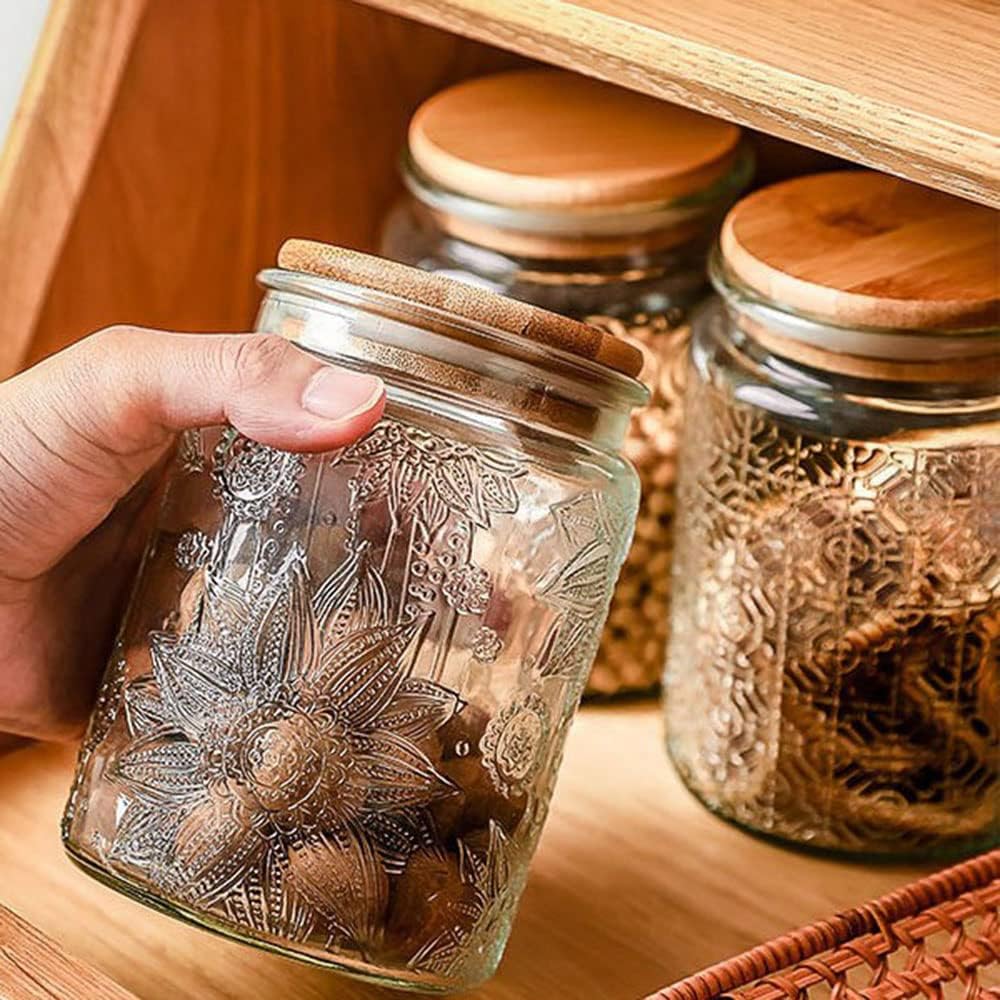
top-left (64, 418), bottom-right (634, 990)
top-left (110, 554), bottom-right (457, 949)
top-left (481, 694), bottom-right (550, 798)
top-left (666, 378), bottom-right (1000, 857)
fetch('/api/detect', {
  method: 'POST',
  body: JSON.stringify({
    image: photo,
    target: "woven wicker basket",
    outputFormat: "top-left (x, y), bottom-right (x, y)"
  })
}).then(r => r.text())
top-left (650, 850), bottom-right (1000, 1000)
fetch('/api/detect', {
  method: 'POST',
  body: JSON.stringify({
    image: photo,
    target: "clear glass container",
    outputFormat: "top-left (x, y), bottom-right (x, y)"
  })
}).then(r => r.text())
top-left (63, 257), bottom-right (647, 991)
top-left (382, 146), bottom-right (753, 695)
top-left (665, 251), bottom-right (1000, 859)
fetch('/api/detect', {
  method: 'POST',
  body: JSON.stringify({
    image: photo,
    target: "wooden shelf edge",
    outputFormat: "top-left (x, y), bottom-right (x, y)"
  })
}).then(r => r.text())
top-left (358, 0), bottom-right (1000, 209)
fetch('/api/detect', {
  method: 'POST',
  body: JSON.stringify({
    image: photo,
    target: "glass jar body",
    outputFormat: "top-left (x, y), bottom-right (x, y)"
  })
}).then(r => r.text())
top-left (382, 196), bottom-right (709, 695)
top-left (665, 299), bottom-right (1000, 859)
top-left (63, 294), bottom-right (639, 991)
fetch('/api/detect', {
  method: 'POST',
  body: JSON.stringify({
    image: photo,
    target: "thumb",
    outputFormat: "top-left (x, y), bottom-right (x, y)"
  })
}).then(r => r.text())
top-left (0, 326), bottom-right (385, 577)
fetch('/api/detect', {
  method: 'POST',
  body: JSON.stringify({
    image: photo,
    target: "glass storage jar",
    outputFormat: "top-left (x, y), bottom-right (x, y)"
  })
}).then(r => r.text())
top-left (666, 172), bottom-right (1000, 859)
top-left (381, 68), bottom-right (752, 695)
top-left (63, 242), bottom-right (647, 991)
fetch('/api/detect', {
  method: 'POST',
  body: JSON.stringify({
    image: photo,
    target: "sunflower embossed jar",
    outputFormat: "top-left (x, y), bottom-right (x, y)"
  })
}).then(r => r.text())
top-left (665, 172), bottom-right (1000, 859)
top-left (381, 69), bottom-right (752, 694)
top-left (63, 243), bottom-right (647, 991)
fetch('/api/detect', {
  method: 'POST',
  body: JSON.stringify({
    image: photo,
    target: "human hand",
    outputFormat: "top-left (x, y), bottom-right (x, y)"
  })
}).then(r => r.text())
top-left (0, 327), bottom-right (385, 741)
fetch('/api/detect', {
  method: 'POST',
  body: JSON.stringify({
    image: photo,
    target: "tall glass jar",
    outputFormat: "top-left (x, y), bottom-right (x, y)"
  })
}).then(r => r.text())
top-left (381, 68), bottom-right (752, 695)
top-left (666, 172), bottom-right (1000, 859)
top-left (63, 243), bottom-right (647, 991)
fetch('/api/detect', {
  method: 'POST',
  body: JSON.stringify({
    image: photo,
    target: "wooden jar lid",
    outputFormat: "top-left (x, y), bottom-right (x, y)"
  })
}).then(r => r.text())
top-left (408, 69), bottom-right (742, 209)
top-left (277, 240), bottom-right (644, 378)
top-left (721, 171), bottom-right (1000, 331)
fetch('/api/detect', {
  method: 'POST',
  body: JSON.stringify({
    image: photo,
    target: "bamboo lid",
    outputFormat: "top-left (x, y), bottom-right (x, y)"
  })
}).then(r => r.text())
top-left (721, 171), bottom-right (1000, 331)
top-left (408, 69), bottom-right (742, 209)
top-left (277, 240), bottom-right (644, 378)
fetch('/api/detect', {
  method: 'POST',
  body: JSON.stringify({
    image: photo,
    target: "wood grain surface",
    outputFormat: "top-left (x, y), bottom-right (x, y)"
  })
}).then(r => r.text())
top-left (1, 0), bottom-right (848, 378)
top-left (20, 0), bottom-right (524, 371)
top-left (359, 0), bottom-right (1000, 209)
top-left (408, 68), bottom-right (741, 206)
top-left (722, 171), bottom-right (1000, 330)
top-left (277, 239), bottom-right (645, 376)
top-left (0, 901), bottom-right (138, 1000)
top-left (0, 704), bottom-right (927, 1000)
top-left (0, 0), bottom-right (147, 378)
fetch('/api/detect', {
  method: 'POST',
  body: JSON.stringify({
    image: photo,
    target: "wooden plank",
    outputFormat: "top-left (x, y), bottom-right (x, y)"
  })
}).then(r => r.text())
top-left (0, 0), bottom-right (147, 378)
top-left (358, 0), bottom-right (1000, 208)
top-left (24, 0), bottom-right (525, 369)
top-left (0, 705), bottom-right (927, 999)
top-left (0, 901), bottom-right (138, 1000)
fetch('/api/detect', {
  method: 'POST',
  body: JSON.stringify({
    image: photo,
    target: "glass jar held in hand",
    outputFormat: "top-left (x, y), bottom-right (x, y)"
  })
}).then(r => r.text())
top-left (63, 243), bottom-right (648, 991)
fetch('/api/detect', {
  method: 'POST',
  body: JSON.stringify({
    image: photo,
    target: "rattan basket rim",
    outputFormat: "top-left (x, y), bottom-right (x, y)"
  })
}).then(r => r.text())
top-left (649, 848), bottom-right (1000, 1000)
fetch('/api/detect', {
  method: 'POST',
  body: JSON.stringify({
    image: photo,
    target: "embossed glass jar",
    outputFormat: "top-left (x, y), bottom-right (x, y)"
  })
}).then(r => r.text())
top-left (63, 243), bottom-right (646, 991)
top-left (665, 173), bottom-right (1000, 859)
top-left (381, 68), bottom-right (751, 695)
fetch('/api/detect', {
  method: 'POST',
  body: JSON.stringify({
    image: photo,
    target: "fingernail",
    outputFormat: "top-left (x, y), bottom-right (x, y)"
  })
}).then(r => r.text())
top-left (302, 367), bottom-right (384, 422)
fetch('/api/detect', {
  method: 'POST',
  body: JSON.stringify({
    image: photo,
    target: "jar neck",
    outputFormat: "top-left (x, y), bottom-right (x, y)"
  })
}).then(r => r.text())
top-left (399, 145), bottom-right (753, 319)
top-left (694, 297), bottom-right (1000, 451)
top-left (257, 270), bottom-right (647, 453)
top-left (424, 202), bottom-right (711, 260)
top-left (413, 218), bottom-right (712, 320)
top-left (710, 249), bottom-right (1000, 387)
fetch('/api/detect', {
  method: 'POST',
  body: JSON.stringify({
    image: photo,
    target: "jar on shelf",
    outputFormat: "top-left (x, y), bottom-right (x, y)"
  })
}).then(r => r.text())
top-left (665, 171), bottom-right (1000, 859)
top-left (381, 68), bottom-right (752, 695)
top-left (63, 243), bottom-right (647, 992)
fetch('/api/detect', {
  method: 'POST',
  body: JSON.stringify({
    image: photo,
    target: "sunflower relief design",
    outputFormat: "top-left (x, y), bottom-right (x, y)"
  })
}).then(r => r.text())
top-left (107, 547), bottom-right (461, 953)
top-left (175, 530), bottom-right (212, 571)
top-left (442, 564), bottom-right (493, 615)
top-left (338, 421), bottom-right (523, 533)
top-left (178, 429), bottom-right (206, 475)
top-left (336, 420), bottom-right (520, 677)
top-left (407, 821), bottom-right (514, 978)
top-left (213, 434), bottom-right (307, 524)
top-left (534, 492), bottom-right (618, 681)
top-left (470, 626), bottom-right (503, 664)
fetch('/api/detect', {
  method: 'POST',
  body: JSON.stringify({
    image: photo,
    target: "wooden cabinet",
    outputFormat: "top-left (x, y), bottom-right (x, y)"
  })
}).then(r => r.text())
top-left (0, 0), bottom-right (526, 376)
top-left (0, 2), bottom-right (994, 997)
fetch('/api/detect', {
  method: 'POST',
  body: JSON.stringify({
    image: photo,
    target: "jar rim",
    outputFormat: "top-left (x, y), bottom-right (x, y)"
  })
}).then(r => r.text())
top-left (401, 143), bottom-right (755, 243)
top-left (257, 268), bottom-right (650, 411)
top-left (709, 248), bottom-right (1000, 377)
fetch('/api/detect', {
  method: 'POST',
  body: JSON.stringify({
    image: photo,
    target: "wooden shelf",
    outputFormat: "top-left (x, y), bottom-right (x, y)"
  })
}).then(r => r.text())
top-left (359, 0), bottom-right (1000, 209)
top-left (0, 703), bottom-right (928, 999)
top-left (0, 902), bottom-right (139, 999)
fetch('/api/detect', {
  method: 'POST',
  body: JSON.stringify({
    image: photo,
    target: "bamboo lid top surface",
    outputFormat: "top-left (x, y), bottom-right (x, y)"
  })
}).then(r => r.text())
top-left (721, 171), bottom-right (1000, 331)
top-left (408, 69), bottom-right (742, 209)
top-left (277, 240), bottom-right (644, 378)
